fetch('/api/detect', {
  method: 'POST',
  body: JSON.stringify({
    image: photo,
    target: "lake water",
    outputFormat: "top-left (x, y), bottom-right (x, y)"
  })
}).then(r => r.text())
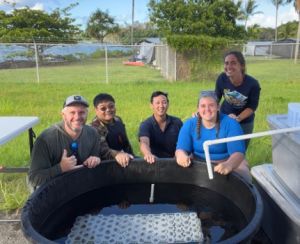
top-left (0, 43), bottom-right (134, 62)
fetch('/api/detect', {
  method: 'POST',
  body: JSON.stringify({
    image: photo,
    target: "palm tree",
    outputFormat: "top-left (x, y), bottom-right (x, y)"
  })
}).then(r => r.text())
top-left (131, 0), bottom-right (135, 45)
top-left (291, 0), bottom-right (300, 63)
top-left (238, 0), bottom-right (262, 31)
top-left (270, 0), bottom-right (287, 42)
top-left (283, 0), bottom-right (300, 63)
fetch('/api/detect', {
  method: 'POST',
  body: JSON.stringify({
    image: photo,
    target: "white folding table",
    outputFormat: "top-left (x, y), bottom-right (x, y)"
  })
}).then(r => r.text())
top-left (0, 116), bottom-right (39, 173)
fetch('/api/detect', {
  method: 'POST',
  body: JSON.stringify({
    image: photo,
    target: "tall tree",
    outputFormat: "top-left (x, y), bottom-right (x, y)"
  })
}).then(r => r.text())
top-left (270, 0), bottom-right (288, 41)
top-left (118, 21), bottom-right (159, 44)
top-left (86, 9), bottom-right (119, 43)
top-left (278, 21), bottom-right (298, 39)
top-left (286, 0), bottom-right (300, 63)
top-left (258, 27), bottom-right (275, 40)
top-left (247, 24), bottom-right (262, 40)
top-left (148, 0), bottom-right (246, 39)
top-left (0, 4), bottom-right (81, 64)
top-left (0, 4), bottom-right (81, 42)
top-left (237, 0), bottom-right (262, 30)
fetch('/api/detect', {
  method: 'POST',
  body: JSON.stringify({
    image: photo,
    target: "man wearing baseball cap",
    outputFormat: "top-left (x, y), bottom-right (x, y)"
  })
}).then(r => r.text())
top-left (29, 95), bottom-right (103, 188)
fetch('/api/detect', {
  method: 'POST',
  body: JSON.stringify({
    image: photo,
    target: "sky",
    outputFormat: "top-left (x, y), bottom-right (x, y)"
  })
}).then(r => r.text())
top-left (0, 0), bottom-right (298, 29)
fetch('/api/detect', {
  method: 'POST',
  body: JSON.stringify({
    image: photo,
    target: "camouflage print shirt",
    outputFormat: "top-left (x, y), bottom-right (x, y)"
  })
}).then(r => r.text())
top-left (91, 116), bottom-right (134, 158)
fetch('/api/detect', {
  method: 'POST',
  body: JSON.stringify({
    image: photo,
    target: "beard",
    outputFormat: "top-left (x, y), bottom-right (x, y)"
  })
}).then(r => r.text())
top-left (65, 120), bottom-right (83, 133)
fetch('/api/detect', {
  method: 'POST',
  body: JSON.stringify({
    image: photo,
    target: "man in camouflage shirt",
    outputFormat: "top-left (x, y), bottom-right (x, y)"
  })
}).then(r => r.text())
top-left (91, 93), bottom-right (134, 168)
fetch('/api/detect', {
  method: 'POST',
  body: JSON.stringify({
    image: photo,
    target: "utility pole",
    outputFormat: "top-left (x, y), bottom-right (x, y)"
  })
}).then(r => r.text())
top-left (294, 0), bottom-right (300, 63)
top-left (275, 2), bottom-right (278, 42)
top-left (131, 0), bottom-right (135, 45)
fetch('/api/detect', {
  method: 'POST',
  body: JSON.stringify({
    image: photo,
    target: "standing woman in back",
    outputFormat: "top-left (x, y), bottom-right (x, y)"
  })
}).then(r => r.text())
top-left (215, 51), bottom-right (261, 149)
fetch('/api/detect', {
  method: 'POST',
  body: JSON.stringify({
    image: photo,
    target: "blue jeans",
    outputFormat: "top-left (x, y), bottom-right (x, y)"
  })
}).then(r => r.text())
top-left (240, 121), bottom-right (254, 150)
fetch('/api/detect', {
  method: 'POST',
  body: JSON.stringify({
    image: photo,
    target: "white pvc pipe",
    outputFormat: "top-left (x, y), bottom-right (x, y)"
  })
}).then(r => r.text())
top-left (203, 126), bottom-right (300, 180)
top-left (149, 183), bottom-right (155, 203)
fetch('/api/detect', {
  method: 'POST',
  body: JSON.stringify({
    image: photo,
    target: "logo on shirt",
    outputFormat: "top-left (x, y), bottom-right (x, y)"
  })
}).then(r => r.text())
top-left (224, 89), bottom-right (247, 108)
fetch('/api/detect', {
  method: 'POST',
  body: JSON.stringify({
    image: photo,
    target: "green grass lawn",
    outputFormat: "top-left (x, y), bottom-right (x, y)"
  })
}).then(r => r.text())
top-left (0, 57), bottom-right (300, 211)
top-left (0, 58), bottom-right (164, 84)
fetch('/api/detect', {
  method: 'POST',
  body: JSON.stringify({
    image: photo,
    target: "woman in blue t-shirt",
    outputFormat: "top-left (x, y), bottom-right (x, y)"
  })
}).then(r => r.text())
top-left (175, 90), bottom-right (251, 182)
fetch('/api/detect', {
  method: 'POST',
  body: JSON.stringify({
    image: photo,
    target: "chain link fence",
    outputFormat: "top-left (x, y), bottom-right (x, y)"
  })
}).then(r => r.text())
top-left (0, 41), bottom-right (299, 83)
top-left (155, 41), bottom-right (300, 81)
top-left (244, 41), bottom-right (300, 59)
top-left (0, 43), bottom-right (150, 83)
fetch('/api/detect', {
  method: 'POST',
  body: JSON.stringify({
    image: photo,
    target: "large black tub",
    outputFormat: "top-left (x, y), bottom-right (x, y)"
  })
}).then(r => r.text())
top-left (21, 159), bottom-right (263, 243)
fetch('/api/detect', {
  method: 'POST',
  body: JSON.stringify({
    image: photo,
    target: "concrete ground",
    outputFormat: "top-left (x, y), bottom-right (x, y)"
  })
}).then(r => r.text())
top-left (0, 212), bottom-right (29, 244)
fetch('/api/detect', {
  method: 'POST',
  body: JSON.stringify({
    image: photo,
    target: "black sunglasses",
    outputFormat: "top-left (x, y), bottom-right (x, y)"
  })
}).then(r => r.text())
top-left (97, 104), bottom-right (115, 112)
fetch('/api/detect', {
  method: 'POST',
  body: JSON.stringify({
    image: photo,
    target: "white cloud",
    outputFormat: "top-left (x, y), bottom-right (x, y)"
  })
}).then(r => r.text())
top-left (31, 2), bottom-right (43, 11)
top-left (247, 13), bottom-right (275, 28)
top-left (248, 6), bottom-right (298, 28)
top-left (0, 0), bottom-right (46, 10)
top-left (278, 6), bottom-right (299, 25)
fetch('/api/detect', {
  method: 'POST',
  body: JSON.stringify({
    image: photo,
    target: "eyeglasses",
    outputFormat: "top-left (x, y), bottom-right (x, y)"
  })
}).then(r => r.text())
top-left (97, 104), bottom-right (115, 112)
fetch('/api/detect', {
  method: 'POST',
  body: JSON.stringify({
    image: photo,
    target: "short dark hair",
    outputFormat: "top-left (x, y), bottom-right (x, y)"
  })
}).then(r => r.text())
top-left (93, 93), bottom-right (115, 107)
top-left (150, 91), bottom-right (169, 103)
top-left (224, 51), bottom-right (246, 75)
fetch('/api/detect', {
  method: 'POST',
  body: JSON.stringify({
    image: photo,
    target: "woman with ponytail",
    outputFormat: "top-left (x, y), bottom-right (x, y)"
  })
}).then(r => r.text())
top-left (215, 51), bottom-right (261, 149)
top-left (175, 90), bottom-right (251, 182)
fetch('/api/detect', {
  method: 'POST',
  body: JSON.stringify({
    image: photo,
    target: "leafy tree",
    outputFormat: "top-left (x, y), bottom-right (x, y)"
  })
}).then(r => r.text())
top-left (0, 4), bottom-right (81, 42)
top-left (86, 9), bottom-right (119, 43)
top-left (148, 0), bottom-right (246, 39)
top-left (247, 24), bottom-right (262, 40)
top-left (118, 21), bottom-right (159, 44)
top-left (245, 20), bottom-right (298, 41)
top-left (278, 21), bottom-right (298, 39)
top-left (258, 27), bottom-right (275, 40)
top-left (148, 0), bottom-right (246, 81)
top-left (237, 0), bottom-right (262, 30)
top-left (0, 3), bottom-right (81, 65)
